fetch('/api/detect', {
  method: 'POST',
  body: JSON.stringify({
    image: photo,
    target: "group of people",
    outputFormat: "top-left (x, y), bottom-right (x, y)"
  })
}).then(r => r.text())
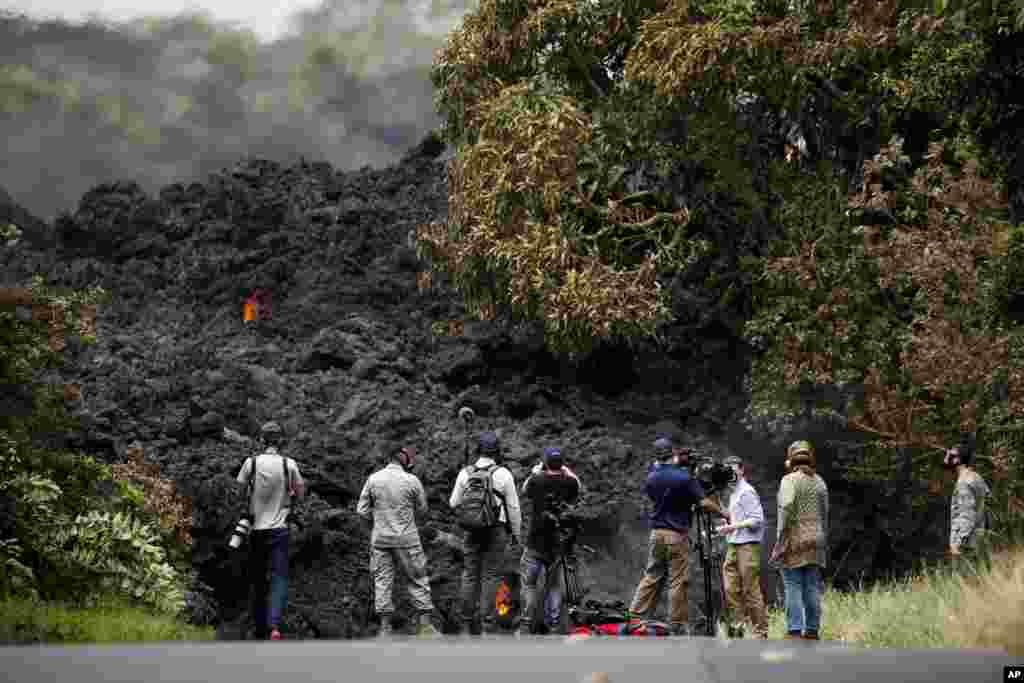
top-left (354, 430), bottom-right (583, 637)
top-left (235, 421), bottom-right (992, 641)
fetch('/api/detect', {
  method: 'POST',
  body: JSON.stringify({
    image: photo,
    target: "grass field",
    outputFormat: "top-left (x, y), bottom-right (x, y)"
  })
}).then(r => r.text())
top-left (0, 597), bottom-right (216, 644)
top-left (763, 547), bottom-right (1023, 655)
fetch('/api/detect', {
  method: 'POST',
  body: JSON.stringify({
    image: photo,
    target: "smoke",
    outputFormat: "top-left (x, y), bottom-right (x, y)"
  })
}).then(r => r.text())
top-left (0, 0), bottom-right (474, 222)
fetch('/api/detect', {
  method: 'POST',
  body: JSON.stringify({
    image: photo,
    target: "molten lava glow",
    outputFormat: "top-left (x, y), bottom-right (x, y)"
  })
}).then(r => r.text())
top-left (496, 579), bottom-right (512, 617)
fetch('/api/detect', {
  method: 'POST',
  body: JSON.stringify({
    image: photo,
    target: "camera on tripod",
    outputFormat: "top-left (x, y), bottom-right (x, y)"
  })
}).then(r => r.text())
top-left (543, 500), bottom-right (581, 548)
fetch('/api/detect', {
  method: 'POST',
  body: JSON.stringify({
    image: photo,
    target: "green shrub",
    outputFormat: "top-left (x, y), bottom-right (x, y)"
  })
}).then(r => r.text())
top-left (41, 511), bottom-right (186, 615)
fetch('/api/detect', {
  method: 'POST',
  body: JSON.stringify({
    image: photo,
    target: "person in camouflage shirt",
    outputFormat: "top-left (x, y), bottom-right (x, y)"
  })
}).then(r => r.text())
top-left (943, 441), bottom-right (991, 564)
top-left (771, 440), bottom-right (828, 641)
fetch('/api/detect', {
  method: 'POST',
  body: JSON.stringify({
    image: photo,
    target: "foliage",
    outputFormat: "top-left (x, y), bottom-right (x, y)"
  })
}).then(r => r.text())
top-left (745, 136), bottom-right (1024, 530)
top-left (0, 595), bottom-right (214, 643)
top-left (771, 544), bottom-right (1024, 655)
top-left (422, 0), bottom-right (1024, 353)
top-left (0, 228), bottom-right (190, 614)
top-left (110, 445), bottom-right (193, 549)
top-left (423, 0), bottom-right (1024, 551)
top-left (41, 511), bottom-right (186, 615)
top-left (0, 64), bottom-right (80, 114)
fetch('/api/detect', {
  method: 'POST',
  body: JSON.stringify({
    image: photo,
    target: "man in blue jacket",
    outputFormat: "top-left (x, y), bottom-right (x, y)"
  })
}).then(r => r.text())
top-left (629, 436), bottom-right (728, 636)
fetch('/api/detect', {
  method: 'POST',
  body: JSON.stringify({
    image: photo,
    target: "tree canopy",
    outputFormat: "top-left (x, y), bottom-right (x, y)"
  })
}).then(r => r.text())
top-left (418, 0), bottom-right (1024, 533)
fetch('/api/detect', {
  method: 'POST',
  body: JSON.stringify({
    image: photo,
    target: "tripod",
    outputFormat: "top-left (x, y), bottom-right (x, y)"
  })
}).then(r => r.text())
top-left (533, 516), bottom-right (588, 634)
top-left (691, 503), bottom-right (728, 636)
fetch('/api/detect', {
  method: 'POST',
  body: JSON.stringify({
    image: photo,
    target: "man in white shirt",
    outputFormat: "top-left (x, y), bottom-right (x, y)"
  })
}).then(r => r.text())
top-left (236, 421), bottom-right (305, 641)
top-left (448, 431), bottom-right (522, 635)
top-left (716, 454), bottom-right (768, 639)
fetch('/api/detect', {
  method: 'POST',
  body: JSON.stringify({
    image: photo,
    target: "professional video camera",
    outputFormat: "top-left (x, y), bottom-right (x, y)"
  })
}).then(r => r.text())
top-left (543, 499), bottom-right (583, 551)
top-left (689, 454), bottom-right (736, 494)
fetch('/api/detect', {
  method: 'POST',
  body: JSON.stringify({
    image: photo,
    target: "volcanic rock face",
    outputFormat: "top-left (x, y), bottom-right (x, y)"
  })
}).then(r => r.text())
top-left (1, 139), bottom-right (935, 638)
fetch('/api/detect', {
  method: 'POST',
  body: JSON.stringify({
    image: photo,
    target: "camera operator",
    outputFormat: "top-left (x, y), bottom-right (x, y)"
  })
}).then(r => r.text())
top-left (716, 455), bottom-right (768, 639)
top-left (629, 437), bottom-right (728, 636)
top-left (518, 446), bottom-right (582, 636)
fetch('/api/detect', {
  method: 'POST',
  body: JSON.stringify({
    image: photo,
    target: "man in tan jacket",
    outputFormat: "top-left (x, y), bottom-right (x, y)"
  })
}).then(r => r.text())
top-left (357, 444), bottom-right (440, 638)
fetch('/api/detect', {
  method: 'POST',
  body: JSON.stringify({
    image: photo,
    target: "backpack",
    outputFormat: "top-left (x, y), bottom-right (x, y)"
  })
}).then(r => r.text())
top-left (456, 464), bottom-right (506, 531)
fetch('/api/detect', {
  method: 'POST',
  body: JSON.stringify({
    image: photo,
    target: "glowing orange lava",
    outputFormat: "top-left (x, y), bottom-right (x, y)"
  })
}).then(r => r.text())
top-left (496, 579), bottom-right (513, 617)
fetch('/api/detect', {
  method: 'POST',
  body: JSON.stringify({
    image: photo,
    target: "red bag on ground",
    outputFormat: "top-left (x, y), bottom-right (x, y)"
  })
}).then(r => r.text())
top-left (570, 619), bottom-right (671, 637)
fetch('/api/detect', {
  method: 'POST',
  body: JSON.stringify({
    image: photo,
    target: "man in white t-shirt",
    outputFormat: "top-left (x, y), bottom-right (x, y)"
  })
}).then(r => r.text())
top-left (236, 421), bottom-right (305, 641)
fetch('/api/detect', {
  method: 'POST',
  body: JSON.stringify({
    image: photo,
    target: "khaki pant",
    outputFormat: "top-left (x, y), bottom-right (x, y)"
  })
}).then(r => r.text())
top-left (723, 542), bottom-right (768, 637)
top-left (371, 543), bottom-right (434, 616)
top-left (630, 529), bottom-right (689, 627)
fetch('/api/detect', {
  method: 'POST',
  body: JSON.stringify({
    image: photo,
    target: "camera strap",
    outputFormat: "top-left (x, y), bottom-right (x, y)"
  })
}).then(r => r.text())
top-left (281, 454), bottom-right (292, 514)
top-left (243, 457), bottom-right (255, 517)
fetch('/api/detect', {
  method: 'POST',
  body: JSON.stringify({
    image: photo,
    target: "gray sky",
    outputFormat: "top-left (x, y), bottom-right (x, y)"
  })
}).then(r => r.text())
top-left (2, 0), bottom-right (454, 43)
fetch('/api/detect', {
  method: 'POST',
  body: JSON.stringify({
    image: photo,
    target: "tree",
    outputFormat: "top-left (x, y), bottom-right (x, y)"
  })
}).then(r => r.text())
top-left (0, 224), bottom-right (189, 613)
top-left (420, 0), bottom-right (1024, 539)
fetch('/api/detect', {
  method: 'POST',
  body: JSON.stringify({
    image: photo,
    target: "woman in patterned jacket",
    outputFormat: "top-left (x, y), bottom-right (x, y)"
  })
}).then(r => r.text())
top-left (771, 440), bottom-right (829, 641)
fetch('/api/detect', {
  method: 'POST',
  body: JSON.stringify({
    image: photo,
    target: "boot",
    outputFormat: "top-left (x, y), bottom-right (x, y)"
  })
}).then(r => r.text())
top-left (784, 630), bottom-right (802, 640)
top-left (802, 630), bottom-right (820, 641)
top-left (378, 615), bottom-right (394, 638)
top-left (456, 616), bottom-right (482, 637)
top-left (726, 624), bottom-right (745, 639)
top-left (670, 623), bottom-right (691, 637)
top-left (416, 613), bottom-right (441, 638)
top-left (516, 619), bottom-right (533, 639)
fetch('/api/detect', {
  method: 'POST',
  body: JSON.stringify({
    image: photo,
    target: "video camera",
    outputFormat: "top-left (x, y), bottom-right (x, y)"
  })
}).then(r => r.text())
top-left (541, 499), bottom-right (586, 558)
top-left (688, 453), bottom-right (736, 494)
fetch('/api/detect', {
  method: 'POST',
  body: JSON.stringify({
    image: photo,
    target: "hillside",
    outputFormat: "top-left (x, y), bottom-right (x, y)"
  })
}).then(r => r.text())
top-left (0, 135), bottom-right (946, 637)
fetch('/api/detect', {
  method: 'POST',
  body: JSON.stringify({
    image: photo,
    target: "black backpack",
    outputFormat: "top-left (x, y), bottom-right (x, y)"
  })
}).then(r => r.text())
top-left (456, 464), bottom-right (506, 531)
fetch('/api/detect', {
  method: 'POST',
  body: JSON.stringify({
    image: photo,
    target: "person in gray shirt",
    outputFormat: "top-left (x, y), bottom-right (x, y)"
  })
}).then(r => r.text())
top-left (357, 444), bottom-right (440, 637)
top-left (236, 421), bottom-right (305, 641)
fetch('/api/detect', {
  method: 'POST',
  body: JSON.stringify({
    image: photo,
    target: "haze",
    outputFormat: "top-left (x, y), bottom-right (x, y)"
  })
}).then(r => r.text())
top-left (0, 0), bottom-right (475, 221)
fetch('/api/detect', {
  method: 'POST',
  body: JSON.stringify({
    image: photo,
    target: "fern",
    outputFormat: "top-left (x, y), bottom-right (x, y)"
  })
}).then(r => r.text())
top-left (43, 511), bottom-right (186, 615)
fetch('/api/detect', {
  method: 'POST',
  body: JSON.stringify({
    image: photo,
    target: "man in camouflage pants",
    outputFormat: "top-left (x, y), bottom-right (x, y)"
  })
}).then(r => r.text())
top-left (357, 444), bottom-right (440, 637)
top-left (943, 441), bottom-right (991, 572)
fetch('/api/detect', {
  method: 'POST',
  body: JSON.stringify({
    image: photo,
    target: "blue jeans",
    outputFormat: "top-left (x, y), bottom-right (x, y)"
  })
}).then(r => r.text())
top-left (781, 565), bottom-right (823, 634)
top-left (520, 549), bottom-right (563, 629)
top-left (248, 528), bottom-right (289, 635)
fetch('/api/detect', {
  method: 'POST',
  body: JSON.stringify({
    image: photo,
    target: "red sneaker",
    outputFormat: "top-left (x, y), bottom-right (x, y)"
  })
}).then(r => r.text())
top-left (270, 629), bottom-right (282, 641)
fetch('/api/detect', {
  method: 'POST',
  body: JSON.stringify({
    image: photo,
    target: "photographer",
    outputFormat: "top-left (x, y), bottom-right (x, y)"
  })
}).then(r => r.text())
top-left (234, 421), bottom-right (305, 641)
top-left (716, 455), bottom-right (768, 639)
top-left (517, 446), bottom-right (582, 636)
top-left (629, 437), bottom-right (728, 636)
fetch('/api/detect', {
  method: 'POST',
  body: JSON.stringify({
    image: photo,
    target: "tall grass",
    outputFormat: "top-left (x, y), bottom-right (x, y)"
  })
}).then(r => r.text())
top-left (0, 597), bottom-right (215, 644)
top-left (763, 546), bottom-right (1023, 655)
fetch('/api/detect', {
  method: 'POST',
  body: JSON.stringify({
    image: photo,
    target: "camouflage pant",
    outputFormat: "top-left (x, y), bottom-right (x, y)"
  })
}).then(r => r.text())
top-left (722, 543), bottom-right (768, 637)
top-left (371, 544), bottom-right (434, 616)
